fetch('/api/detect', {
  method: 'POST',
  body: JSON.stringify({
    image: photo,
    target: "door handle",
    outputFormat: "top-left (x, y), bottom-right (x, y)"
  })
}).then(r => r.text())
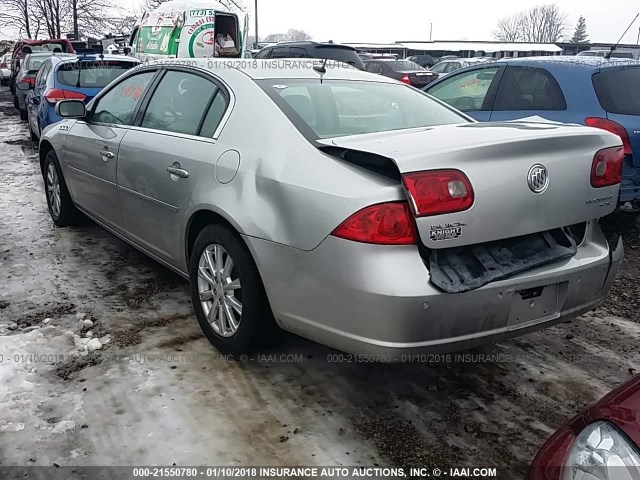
top-left (100, 150), bottom-right (114, 161)
top-left (167, 163), bottom-right (189, 179)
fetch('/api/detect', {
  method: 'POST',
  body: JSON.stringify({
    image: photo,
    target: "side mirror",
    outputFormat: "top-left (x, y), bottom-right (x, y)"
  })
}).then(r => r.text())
top-left (56, 100), bottom-right (86, 118)
top-left (123, 47), bottom-right (132, 55)
top-left (16, 81), bottom-right (32, 91)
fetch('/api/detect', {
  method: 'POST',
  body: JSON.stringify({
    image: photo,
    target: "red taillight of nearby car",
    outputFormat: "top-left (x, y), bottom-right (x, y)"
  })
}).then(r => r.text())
top-left (331, 202), bottom-right (417, 245)
top-left (400, 74), bottom-right (411, 85)
top-left (591, 146), bottom-right (624, 188)
top-left (402, 169), bottom-right (474, 217)
top-left (0, 62), bottom-right (7, 69)
top-left (585, 117), bottom-right (632, 155)
top-left (44, 89), bottom-right (86, 103)
top-left (24, 76), bottom-right (36, 87)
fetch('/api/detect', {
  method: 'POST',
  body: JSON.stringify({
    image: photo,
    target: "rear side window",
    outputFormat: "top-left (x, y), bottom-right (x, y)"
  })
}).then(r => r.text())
top-left (141, 71), bottom-right (216, 136)
top-left (593, 68), bottom-right (640, 115)
top-left (58, 61), bottom-right (137, 88)
top-left (199, 91), bottom-right (229, 137)
top-left (493, 66), bottom-right (566, 111)
top-left (254, 49), bottom-right (270, 59)
top-left (270, 47), bottom-right (290, 59)
top-left (427, 67), bottom-right (499, 111)
top-left (290, 47), bottom-right (311, 58)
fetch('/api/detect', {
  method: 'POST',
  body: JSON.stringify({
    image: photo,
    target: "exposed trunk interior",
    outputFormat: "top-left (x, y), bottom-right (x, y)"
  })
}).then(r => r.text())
top-left (215, 13), bottom-right (239, 55)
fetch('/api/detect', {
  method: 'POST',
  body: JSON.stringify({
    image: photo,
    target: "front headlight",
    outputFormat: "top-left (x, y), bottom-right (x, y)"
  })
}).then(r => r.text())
top-left (563, 421), bottom-right (640, 480)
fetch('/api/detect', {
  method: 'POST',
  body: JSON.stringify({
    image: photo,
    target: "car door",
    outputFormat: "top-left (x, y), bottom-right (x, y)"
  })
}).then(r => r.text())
top-left (489, 66), bottom-right (568, 122)
top-left (62, 69), bottom-right (158, 229)
top-left (116, 69), bottom-right (231, 266)
top-left (425, 65), bottom-right (504, 121)
top-left (28, 60), bottom-right (50, 132)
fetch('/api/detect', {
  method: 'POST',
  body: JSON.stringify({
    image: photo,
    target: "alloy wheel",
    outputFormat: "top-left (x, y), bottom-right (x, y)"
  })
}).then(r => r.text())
top-left (46, 163), bottom-right (61, 219)
top-left (197, 243), bottom-right (243, 337)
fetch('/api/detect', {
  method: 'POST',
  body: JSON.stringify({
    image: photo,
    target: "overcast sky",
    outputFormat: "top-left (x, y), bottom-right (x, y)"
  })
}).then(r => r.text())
top-left (239, 0), bottom-right (639, 44)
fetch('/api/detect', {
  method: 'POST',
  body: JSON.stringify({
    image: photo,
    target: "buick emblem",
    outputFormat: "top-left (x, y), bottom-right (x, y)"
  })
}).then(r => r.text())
top-left (527, 164), bottom-right (549, 194)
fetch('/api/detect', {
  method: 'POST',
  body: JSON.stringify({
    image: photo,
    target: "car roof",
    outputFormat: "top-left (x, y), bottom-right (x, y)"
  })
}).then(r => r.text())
top-left (147, 58), bottom-right (396, 82)
top-left (273, 41), bottom-right (356, 50)
top-left (496, 55), bottom-right (639, 70)
top-left (25, 52), bottom-right (74, 59)
top-left (56, 54), bottom-right (139, 65)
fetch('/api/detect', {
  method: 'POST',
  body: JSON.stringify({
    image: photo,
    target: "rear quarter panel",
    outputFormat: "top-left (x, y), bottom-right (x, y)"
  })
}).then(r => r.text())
top-left (181, 68), bottom-right (405, 260)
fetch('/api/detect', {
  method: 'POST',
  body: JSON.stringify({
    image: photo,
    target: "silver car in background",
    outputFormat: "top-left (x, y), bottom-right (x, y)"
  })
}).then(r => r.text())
top-left (39, 59), bottom-right (624, 358)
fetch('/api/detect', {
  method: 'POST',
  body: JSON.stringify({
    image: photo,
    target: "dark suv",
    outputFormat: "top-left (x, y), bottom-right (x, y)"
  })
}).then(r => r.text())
top-left (254, 42), bottom-right (365, 70)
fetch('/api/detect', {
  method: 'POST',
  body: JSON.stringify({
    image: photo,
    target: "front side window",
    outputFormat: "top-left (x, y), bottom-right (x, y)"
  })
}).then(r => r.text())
top-left (259, 79), bottom-right (468, 139)
top-left (254, 49), bottom-right (270, 59)
top-left (141, 71), bottom-right (217, 136)
top-left (365, 62), bottom-right (383, 74)
top-left (427, 67), bottom-right (499, 111)
top-left (91, 71), bottom-right (156, 125)
top-left (493, 66), bottom-right (566, 111)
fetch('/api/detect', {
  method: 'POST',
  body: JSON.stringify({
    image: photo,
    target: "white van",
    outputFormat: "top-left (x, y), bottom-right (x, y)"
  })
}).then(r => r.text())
top-left (128, 0), bottom-right (249, 61)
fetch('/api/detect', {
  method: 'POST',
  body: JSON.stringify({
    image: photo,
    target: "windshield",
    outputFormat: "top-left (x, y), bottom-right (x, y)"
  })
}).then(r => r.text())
top-left (258, 79), bottom-right (468, 139)
top-left (58, 60), bottom-right (138, 88)
top-left (593, 67), bottom-right (640, 115)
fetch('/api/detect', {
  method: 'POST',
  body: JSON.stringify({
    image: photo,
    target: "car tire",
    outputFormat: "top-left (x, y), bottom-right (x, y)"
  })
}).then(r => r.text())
top-left (30, 126), bottom-right (38, 142)
top-left (13, 96), bottom-right (19, 110)
top-left (43, 150), bottom-right (81, 227)
top-left (189, 224), bottom-right (278, 354)
top-left (20, 109), bottom-right (27, 121)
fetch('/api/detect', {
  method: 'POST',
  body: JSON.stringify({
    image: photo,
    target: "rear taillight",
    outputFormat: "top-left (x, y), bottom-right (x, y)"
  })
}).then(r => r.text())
top-left (331, 202), bottom-right (417, 245)
top-left (400, 74), bottom-right (411, 85)
top-left (591, 146), bottom-right (624, 188)
top-left (24, 76), bottom-right (35, 86)
top-left (585, 117), bottom-right (632, 155)
top-left (402, 169), bottom-right (474, 217)
top-left (44, 89), bottom-right (86, 103)
top-left (0, 63), bottom-right (7, 68)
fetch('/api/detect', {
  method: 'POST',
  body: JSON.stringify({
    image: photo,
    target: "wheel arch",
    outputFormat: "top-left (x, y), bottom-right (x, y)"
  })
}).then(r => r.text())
top-left (185, 208), bottom-right (246, 268)
top-left (39, 140), bottom-right (55, 175)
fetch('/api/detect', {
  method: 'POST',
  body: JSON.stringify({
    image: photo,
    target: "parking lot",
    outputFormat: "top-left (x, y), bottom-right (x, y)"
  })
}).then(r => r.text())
top-left (1, 82), bottom-right (640, 476)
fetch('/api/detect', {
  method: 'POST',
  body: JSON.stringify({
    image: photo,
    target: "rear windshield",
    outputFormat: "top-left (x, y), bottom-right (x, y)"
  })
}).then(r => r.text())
top-left (24, 43), bottom-right (67, 53)
top-left (258, 79), bottom-right (468, 140)
top-left (593, 67), bottom-right (640, 115)
top-left (386, 60), bottom-right (423, 71)
top-left (315, 46), bottom-right (365, 70)
top-left (58, 61), bottom-right (137, 88)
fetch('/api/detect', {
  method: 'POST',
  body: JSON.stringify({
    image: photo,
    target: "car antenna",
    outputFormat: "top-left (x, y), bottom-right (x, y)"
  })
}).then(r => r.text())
top-left (605, 12), bottom-right (639, 59)
top-left (313, 57), bottom-right (328, 84)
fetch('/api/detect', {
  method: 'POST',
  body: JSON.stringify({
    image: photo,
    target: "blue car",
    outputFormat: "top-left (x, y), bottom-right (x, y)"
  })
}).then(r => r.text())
top-left (25, 53), bottom-right (139, 140)
top-left (424, 56), bottom-right (640, 205)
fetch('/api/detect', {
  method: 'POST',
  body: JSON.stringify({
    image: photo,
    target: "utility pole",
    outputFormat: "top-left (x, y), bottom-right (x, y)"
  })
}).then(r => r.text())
top-left (429, 23), bottom-right (433, 42)
top-left (73, 0), bottom-right (79, 39)
top-left (637, 25), bottom-right (640, 45)
top-left (254, 0), bottom-right (259, 49)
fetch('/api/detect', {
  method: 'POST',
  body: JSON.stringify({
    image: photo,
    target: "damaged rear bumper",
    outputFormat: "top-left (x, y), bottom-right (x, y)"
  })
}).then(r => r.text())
top-left (244, 220), bottom-right (623, 358)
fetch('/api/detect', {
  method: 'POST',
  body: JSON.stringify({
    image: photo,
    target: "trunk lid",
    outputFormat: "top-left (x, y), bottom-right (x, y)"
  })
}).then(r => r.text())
top-left (403, 70), bottom-right (438, 87)
top-left (319, 121), bottom-right (622, 249)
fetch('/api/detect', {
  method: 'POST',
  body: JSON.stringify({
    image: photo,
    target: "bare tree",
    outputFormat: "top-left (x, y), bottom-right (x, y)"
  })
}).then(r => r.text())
top-left (285, 28), bottom-right (311, 41)
top-left (493, 13), bottom-right (523, 42)
top-left (494, 4), bottom-right (567, 43)
top-left (0, 0), bottom-right (34, 38)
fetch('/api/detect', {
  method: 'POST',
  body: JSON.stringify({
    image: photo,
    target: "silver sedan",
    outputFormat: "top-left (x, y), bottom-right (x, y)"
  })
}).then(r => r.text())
top-left (39, 59), bottom-right (624, 358)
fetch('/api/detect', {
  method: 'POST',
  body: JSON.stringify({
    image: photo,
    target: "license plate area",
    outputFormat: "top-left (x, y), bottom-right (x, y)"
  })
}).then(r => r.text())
top-left (508, 284), bottom-right (559, 327)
